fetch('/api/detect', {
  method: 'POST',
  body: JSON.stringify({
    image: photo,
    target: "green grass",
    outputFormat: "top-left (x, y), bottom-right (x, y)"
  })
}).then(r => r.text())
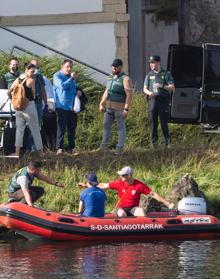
top-left (0, 53), bottom-right (220, 214)
top-left (0, 145), bottom-right (220, 213)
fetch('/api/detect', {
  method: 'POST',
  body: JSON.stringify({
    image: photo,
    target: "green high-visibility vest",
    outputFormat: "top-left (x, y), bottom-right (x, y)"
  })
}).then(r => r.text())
top-left (8, 166), bottom-right (35, 193)
top-left (107, 72), bottom-right (127, 103)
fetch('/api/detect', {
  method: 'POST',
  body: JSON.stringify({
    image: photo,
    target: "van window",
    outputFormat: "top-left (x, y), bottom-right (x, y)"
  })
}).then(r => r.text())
top-left (168, 45), bottom-right (202, 88)
top-left (205, 50), bottom-right (220, 85)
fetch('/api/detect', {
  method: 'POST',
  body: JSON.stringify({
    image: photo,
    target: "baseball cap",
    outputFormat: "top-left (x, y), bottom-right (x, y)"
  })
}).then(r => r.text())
top-left (148, 55), bottom-right (161, 63)
top-left (85, 172), bottom-right (98, 185)
top-left (117, 166), bottom-right (134, 176)
top-left (111, 58), bottom-right (123, 68)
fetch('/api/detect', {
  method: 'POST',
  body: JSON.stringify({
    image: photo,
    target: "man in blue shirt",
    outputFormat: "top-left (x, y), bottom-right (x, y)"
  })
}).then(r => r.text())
top-left (79, 172), bottom-right (107, 217)
top-left (53, 59), bottom-right (78, 155)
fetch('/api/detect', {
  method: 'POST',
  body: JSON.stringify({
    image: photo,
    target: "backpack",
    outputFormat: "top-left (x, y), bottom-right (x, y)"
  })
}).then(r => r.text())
top-left (11, 78), bottom-right (29, 111)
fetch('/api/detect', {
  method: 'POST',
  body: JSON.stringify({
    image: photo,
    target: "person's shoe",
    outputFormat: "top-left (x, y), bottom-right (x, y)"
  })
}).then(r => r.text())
top-left (150, 143), bottom-right (158, 149)
top-left (96, 146), bottom-right (109, 152)
top-left (56, 149), bottom-right (63, 155)
top-left (72, 148), bottom-right (79, 156)
top-left (36, 150), bottom-right (45, 158)
top-left (165, 144), bottom-right (171, 149)
top-left (114, 148), bottom-right (123, 155)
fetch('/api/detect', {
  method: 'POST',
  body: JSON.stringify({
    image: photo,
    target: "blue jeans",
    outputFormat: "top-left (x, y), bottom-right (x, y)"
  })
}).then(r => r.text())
top-left (101, 108), bottom-right (126, 149)
top-left (35, 102), bottom-right (43, 123)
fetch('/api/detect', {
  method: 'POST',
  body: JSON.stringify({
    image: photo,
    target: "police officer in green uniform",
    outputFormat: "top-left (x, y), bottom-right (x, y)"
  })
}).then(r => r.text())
top-left (143, 55), bottom-right (175, 147)
top-left (99, 59), bottom-right (133, 154)
top-left (8, 160), bottom-right (64, 206)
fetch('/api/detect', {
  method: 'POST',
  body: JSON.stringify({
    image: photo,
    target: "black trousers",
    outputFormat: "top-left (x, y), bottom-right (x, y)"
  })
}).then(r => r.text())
top-left (8, 186), bottom-right (45, 204)
top-left (41, 112), bottom-right (57, 150)
top-left (148, 98), bottom-right (170, 145)
top-left (56, 108), bottom-right (77, 150)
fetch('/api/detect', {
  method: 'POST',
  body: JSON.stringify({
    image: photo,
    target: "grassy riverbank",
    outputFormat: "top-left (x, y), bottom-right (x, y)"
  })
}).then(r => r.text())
top-left (0, 143), bottom-right (220, 213)
top-left (0, 54), bottom-right (220, 213)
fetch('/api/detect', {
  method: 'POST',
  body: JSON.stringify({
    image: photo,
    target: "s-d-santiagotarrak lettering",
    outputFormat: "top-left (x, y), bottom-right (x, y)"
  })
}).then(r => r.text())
top-left (90, 223), bottom-right (164, 231)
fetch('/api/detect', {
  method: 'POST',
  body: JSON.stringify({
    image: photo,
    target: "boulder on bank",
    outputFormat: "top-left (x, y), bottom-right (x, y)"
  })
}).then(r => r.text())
top-left (168, 174), bottom-right (214, 213)
top-left (142, 174), bottom-right (214, 214)
top-left (169, 174), bottom-right (205, 202)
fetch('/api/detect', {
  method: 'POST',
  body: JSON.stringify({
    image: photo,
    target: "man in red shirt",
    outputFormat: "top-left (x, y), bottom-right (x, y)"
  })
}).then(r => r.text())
top-left (99, 166), bottom-right (174, 217)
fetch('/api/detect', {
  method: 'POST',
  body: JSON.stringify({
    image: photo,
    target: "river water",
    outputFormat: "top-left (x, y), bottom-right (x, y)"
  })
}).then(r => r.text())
top-left (1, 239), bottom-right (220, 279)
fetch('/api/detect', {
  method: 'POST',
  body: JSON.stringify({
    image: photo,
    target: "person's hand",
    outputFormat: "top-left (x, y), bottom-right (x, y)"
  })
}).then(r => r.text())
top-left (43, 104), bottom-right (49, 114)
top-left (148, 92), bottom-right (156, 100)
top-left (122, 110), bottom-right (128, 118)
top-left (99, 103), bottom-right (106, 112)
top-left (55, 182), bottom-right (64, 188)
top-left (71, 72), bottom-right (77, 80)
top-left (155, 83), bottom-right (163, 89)
top-left (77, 89), bottom-right (82, 97)
top-left (78, 182), bottom-right (87, 187)
top-left (168, 202), bottom-right (174, 209)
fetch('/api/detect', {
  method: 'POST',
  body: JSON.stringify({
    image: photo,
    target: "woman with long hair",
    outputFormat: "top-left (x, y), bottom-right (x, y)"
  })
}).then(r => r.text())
top-left (8, 63), bottom-right (43, 158)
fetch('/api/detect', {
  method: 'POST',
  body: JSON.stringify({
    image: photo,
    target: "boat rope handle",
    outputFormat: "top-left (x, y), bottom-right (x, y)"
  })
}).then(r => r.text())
top-left (114, 187), bottom-right (130, 209)
top-left (178, 209), bottom-right (207, 214)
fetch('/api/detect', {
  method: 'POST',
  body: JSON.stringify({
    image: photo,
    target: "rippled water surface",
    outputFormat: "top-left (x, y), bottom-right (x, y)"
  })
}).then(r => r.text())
top-left (1, 239), bottom-right (220, 278)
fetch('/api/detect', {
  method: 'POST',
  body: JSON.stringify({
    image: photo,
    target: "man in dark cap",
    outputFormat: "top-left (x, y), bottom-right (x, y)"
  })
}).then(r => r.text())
top-left (99, 58), bottom-right (133, 154)
top-left (78, 172), bottom-right (107, 217)
top-left (143, 55), bottom-right (175, 148)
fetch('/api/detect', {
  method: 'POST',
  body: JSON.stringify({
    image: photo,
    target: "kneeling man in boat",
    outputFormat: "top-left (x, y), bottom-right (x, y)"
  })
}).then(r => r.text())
top-left (79, 172), bottom-right (107, 217)
top-left (98, 166), bottom-right (174, 217)
top-left (8, 160), bottom-right (64, 206)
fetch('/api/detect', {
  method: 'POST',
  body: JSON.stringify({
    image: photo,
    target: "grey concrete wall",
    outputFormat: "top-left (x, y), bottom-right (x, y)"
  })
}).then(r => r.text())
top-left (144, 13), bottom-right (178, 72)
top-left (128, 4), bottom-right (178, 91)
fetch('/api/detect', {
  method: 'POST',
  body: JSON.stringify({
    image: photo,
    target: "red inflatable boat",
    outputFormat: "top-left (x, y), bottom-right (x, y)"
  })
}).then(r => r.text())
top-left (0, 202), bottom-right (220, 241)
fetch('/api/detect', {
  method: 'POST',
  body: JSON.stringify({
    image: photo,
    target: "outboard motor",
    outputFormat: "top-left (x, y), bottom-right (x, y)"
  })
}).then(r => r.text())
top-left (178, 197), bottom-right (207, 215)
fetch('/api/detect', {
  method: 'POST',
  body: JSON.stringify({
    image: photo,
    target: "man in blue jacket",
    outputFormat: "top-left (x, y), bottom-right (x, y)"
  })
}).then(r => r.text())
top-left (53, 59), bottom-right (78, 155)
